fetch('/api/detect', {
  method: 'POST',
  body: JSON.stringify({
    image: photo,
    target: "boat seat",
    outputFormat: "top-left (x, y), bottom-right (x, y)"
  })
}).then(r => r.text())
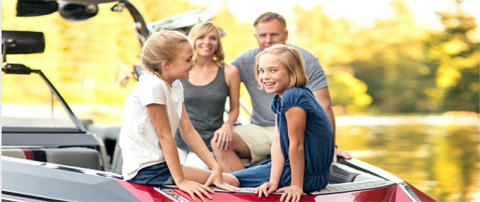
top-left (86, 124), bottom-right (121, 165)
top-left (2, 148), bottom-right (26, 159)
top-left (2, 147), bottom-right (101, 170)
top-left (110, 140), bottom-right (123, 174)
top-left (329, 162), bottom-right (382, 184)
top-left (86, 124), bottom-right (121, 142)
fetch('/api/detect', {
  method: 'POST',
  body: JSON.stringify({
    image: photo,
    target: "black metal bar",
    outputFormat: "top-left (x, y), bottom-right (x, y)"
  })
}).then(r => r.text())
top-left (120, 0), bottom-right (150, 46)
top-left (32, 69), bottom-right (87, 132)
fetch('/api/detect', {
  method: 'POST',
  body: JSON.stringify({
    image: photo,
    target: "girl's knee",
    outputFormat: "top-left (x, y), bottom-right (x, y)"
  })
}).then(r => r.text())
top-left (224, 173), bottom-right (240, 187)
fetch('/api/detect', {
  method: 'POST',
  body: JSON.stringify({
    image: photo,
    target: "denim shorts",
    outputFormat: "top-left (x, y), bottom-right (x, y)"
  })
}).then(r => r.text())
top-left (231, 159), bottom-right (275, 188)
top-left (127, 162), bottom-right (174, 186)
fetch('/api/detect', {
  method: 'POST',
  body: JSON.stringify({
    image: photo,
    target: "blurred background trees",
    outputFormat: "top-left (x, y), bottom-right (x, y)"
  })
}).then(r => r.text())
top-left (293, 0), bottom-right (478, 113)
top-left (2, 0), bottom-right (478, 122)
top-left (425, 7), bottom-right (479, 112)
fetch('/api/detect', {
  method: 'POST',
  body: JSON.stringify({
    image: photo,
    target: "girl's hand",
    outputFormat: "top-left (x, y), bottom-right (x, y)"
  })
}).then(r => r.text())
top-left (277, 185), bottom-right (303, 202)
top-left (204, 167), bottom-right (239, 192)
top-left (253, 182), bottom-right (278, 198)
top-left (212, 124), bottom-right (233, 150)
top-left (177, 179), bottom-right (214, 202)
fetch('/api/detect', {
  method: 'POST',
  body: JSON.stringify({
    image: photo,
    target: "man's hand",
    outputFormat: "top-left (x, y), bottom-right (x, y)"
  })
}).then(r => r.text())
top-left (333, 148), bottom-right (352, 162)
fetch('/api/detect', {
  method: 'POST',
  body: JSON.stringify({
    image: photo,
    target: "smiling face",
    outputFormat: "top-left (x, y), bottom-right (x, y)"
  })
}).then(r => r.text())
top-left (167, 43), bottom-right (194, 81)
top-left (188, 21), bottom-right (225, 66)
top-left (194, 29), bottom-right (219, 58)
top-left (257, 53), bottom-right (290, 97)
top-left (254, 19), bottom-right (288, 51)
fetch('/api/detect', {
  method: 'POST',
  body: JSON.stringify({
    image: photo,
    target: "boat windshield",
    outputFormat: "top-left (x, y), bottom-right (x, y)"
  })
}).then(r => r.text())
top-left (2, 72), bottom-right (77, 128)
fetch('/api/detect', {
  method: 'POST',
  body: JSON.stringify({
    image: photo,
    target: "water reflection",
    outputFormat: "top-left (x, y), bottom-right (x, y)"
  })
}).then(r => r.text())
top-left (336, 115), bottom-right (479, 202)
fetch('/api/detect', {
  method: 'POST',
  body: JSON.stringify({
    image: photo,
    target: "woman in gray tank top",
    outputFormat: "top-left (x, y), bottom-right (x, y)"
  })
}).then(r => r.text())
top-left (174, 21), bottom-right (240, 169)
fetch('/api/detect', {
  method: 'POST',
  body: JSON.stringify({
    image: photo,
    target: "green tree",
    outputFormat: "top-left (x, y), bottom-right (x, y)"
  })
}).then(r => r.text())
top-left (292, 4), bottom-right (372, 113)
top-left (424, 2), bottom-right (479, 112)
top-left (212, 8), bottom-right (257, 63)
top-left (344, 0), bottom-right (434, 113)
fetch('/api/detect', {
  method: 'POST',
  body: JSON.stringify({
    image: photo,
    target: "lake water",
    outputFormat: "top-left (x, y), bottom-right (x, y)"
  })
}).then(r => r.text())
top-left (335, 114), bottom-right (479, 202)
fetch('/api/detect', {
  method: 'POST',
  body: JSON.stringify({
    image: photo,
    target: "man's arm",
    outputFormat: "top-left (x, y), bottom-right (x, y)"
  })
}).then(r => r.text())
top-left (312, 87), bottom-right (352, 162)
top-left (312, 87), bottom-right (335, 138)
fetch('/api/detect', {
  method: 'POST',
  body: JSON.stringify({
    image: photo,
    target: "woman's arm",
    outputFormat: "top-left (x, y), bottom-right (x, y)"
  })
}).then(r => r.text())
top-left (213, 64), bottom-right (241, 150)
top-left (224, 64), bottom-right (240, 127)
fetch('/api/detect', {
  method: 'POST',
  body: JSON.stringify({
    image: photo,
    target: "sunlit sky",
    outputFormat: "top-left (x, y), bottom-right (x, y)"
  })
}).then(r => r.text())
top-left (189, 0), bottom-right (480, 30)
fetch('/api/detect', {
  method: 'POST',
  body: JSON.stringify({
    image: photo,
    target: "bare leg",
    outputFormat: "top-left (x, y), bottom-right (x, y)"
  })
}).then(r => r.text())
top-left (211, 132), bottom-right (251, 172)
top-left (182, 166), bottom-right (239, 186)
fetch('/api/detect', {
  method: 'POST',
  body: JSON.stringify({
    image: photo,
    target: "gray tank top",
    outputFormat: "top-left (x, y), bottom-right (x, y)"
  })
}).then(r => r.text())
top-left (175, 66), bottom-right (228, 151)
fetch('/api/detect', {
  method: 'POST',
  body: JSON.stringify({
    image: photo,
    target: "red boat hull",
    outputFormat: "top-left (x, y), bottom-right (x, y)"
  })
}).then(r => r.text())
top-left (122, 183), bottom-right (436, 202)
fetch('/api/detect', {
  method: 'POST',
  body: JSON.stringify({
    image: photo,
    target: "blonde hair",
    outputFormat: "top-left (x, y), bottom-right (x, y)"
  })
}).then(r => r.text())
top-left (255, 44), bottom-right (307, 90)
top-left (141, 30), bottom-right (190, 76)
top-left (188, 21), bottom-right (225, 67)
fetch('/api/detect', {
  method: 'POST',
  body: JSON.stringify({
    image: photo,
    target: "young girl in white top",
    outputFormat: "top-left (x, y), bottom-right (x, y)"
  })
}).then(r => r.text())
top-left (119, 30), bottom-right (239, 201)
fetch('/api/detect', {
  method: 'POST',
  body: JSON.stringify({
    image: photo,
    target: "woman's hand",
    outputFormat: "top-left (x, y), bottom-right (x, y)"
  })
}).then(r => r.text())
top-left (212, 124), bottom-right (233, 150)
top-left (254, 182), bottom-right (278, 198)
top-left (277, 185), bottom-right (303, 202)
top-left (204, 166), bottom-right (239, 192)
top-left (177, 179), bottom-right (214, 202)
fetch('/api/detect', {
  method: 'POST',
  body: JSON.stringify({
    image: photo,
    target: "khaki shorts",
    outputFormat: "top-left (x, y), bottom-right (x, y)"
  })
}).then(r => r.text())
top-left (234, 124), bottom-right (275, 166)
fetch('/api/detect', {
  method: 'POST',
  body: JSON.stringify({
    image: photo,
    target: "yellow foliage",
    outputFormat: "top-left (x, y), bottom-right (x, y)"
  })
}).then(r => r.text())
top-left (417, 65), bottom-right (431, 75)
top-left (211, 8), bottom-right (257, 63)
top-left (436, 66), bottom-right (461, 88)
top-left (328, 71), bottom-right (372, 112)
top-left (465, 29), bottom-right (480, 43)
top-left (442, 39), bottom-right (468, 55)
